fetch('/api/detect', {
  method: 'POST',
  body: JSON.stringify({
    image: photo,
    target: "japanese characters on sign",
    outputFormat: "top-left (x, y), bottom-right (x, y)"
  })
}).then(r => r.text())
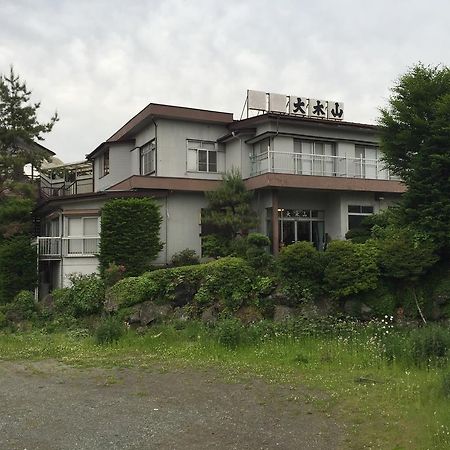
top-left (247, 90), bottom-right (344, 121)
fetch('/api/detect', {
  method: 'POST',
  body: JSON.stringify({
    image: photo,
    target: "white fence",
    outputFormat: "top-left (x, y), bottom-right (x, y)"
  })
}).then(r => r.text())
top-left (37, 237), bottom-right (100, 258)
top-left (250, 151), bottom-right (400, 180)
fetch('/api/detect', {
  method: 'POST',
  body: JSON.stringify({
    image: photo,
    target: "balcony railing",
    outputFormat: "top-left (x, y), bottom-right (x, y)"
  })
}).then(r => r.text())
top-left (250, 151), bottom-right (400, 181)
top-left (39, 176), bottom-right (94, 199)
top-left (37, 237), bottom-right (100, 258)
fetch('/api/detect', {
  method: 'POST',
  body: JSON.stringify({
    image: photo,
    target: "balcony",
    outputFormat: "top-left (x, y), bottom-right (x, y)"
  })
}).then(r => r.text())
top-left (250, 151), bottom-right (400, 181)
top-left (39, 161), bottom-right (94, 199)
top-left (37, 237), bottom-right (100, 259)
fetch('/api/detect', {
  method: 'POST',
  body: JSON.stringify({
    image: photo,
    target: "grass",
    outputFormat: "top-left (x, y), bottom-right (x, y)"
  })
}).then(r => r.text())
top-left (0, 320), bottom-right (449, 449)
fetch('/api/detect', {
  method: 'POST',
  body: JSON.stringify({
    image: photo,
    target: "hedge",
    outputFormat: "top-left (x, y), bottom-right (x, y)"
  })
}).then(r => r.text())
top-left (99, 198), bottom-right (163, 276)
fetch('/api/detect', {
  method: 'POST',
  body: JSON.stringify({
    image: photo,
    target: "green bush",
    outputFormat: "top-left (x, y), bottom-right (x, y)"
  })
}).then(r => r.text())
top-left (323, 241), bottom-right (379, 299)
top-left (0, 310), bottom-right (7, 328)
top-left (215, 318), bottom-right (243, 349)
top-left (103, 262), bottom-right (126, 288)
top-left (410, 325), bottom-right (450, 366)
top-left (170, 249), bottom-right (200, 267)
top-left (277, 241), bottom-right (323, 300)
top-left (107, 257), bottom-right (255, 312)
top-left (193, 257), bottom-right (253, 311)
top-left (99, 198), bottom-right (163, 276)
top-left (376, 230), bottom-right (438, 280)
top-left (94, 317), bottom-right (125, 344)
top-left (442, 371), bottom-right (450, 397)
top-left (245, 233), bottom-right (273, 271)
top-left (0, 235), bottom-right (37, 304)
top-left (105, 276), bottom-right (159, 308)
top-left (107, 264), bottom-right (204, 308)
top-left (11, 290), bottom-right (36, 319)
top-left (54, 274), bottom-right (105, 317)
top-left (358, 283), bottom-right (397, 318)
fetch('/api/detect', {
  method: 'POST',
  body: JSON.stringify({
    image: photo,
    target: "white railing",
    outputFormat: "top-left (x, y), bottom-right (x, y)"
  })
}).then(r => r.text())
top-left (250, 151), bottom-right (401, 181)
top-left (37, 237), bottom-right (100, 258)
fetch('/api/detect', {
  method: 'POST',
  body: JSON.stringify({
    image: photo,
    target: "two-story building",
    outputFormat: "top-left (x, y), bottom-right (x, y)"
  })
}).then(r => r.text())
top-left (35, 93), bottom-right (405, 297)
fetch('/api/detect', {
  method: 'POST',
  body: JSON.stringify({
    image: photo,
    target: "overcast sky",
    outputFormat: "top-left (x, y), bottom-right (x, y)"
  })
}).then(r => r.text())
top-left (1, 0), bottom-right (449, 163)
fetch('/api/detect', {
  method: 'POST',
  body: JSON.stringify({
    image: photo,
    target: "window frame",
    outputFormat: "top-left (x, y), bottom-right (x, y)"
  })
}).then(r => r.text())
top-left (140, 139), bottom-right (156, 175)
top-left (99, 149), bottom-right (110, 178)
top-left (187, 140), bottom-right (220, 173)
top-left (347, 204), bottom-right (374, 230)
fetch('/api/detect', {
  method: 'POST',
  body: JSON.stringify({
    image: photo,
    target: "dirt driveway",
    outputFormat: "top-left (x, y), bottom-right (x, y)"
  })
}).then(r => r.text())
top-left (0, 360), bottom-right (342, 450)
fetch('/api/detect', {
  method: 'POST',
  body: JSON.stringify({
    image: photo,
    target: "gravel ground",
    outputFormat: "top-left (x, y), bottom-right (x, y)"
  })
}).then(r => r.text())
top-left (0, 360), bottom-right (343, 450)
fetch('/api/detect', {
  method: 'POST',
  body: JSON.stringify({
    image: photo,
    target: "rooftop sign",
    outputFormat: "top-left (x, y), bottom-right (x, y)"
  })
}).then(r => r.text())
top-left (247, 90), bottom-right (344, 121)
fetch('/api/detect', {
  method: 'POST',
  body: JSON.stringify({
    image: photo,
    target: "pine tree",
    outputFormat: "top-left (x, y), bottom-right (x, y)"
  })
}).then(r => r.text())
top-left (379, 63), bottom-right (450, 253)
top-left (202, 169), bottom-right (257, 256)
top-left (0, 66), bottom-right (58, 187)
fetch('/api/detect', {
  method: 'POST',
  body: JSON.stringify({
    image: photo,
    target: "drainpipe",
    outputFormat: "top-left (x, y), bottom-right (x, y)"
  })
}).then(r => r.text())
top-left (152, 118), bottom-right (158, 176)
top-left (165, 195), bottom-right (169, 264)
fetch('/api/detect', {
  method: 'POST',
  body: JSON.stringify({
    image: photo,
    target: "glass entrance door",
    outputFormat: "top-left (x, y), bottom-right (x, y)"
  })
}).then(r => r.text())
top-left (279, 209), bottom-right (325, 250)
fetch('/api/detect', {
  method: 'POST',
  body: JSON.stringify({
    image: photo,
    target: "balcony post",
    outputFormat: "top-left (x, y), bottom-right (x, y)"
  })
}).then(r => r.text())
top-left (272, 189), bottom-right (279, 256)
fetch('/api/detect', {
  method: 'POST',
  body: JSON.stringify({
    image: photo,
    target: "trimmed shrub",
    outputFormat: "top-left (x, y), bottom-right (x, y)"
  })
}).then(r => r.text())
top-left (277, 241), bottom-right (324, 300)
top-left (54, 274), bottom-right (105, 317)
top-left (108, 257), bottom-right (255, 312)
top-left (323, 241), bottom-right (379, 299)
top-left (245, 233), bottom-right (273, 271)
top-left (99, 198), bottom-right (163, 276)
top-left (170, 249), bottom-right (200, 267)
top-left (95, 317), bottom-right (125, 344)
top-left (193, 257), bottom-right (253, 311)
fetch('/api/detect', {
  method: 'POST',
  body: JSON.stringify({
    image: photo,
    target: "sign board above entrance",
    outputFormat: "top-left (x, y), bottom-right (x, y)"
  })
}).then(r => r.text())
top-left (247, 90), bottom-right (344, 121)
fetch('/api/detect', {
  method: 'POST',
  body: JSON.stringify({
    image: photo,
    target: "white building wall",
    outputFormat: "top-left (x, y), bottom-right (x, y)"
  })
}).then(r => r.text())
top-left (62, 257), bottom-right (100, 287)
top-left (156, 119), bottom-right (228, 179)
top-left (95, 142), bottom-right (134, 191)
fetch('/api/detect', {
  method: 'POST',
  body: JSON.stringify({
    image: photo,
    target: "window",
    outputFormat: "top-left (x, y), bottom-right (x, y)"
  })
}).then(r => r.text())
top-left (354, 145), bottom-right (379, 178)
top-left (277, 208), bottom-right (326, 250)
top-left (348, 205), bottom-right (374, 230)
top-left (140, 140), bottom-right (156, 175)
top-left (293, 139), bottom-right (336, 176)
top-left (99, 149), bottom-right (110, 178)
top-left (187, 140), bottom-right (219, 173)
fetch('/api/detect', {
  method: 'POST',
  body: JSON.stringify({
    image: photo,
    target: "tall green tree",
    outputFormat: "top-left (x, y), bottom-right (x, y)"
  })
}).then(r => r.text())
top-left (0, 66), bottom-right (58, 187)
top-left (0, 67), bottom-right (58, 303)
top-left (378, 63), bottom-right (450, 252)
top-left (202, 169), bottom-right (257, 257)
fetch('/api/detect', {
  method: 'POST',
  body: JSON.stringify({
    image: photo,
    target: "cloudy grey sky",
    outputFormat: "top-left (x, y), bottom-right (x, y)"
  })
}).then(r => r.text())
top-left (1, 0), bottom-right (448, 162)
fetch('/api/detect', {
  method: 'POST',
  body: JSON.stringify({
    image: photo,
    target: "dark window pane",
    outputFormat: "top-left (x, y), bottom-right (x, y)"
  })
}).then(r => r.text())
top-left (348, 215), bottom-right (365, 230)
top-left (208, 151), bottom-right (217, 172)
top-left (348, 205), bottom-right (361, 214)
top-left (361, 206), bottom-right (374, 214)
top-left (198, 150), bottom-right (207, 171)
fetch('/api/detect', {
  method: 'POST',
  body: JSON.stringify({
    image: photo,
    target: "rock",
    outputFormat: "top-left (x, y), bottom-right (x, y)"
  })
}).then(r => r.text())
top-left (201, 304), bottom-right (221, 325)
top-left (172, 282), bottom-right (196, 307)
top-left (273, 305), bottom-right (297, 322)
top-left (235, 306), bottom-right (263, 325)
top-left (126, 301), bottom-right (173, 326)
top-left (343, 298), bottom-right (360, 317)
top-left (360, 303), bottom-right (373, 320)
top-left (139, 301), bottom-right (173, 325)
top-left (172, 306), bottom-right (191, 321)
